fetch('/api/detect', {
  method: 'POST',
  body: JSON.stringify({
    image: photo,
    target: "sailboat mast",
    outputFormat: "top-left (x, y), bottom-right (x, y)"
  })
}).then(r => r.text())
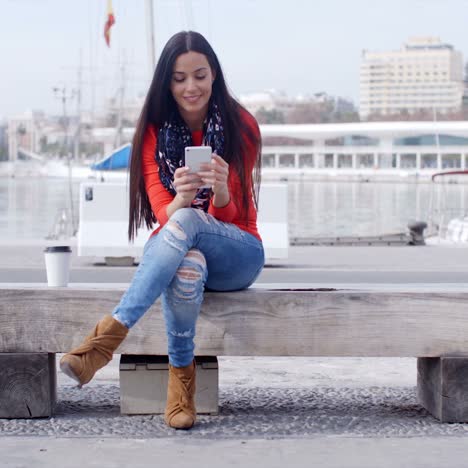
top-left (433, 107), bottom-right (441, 170)
top-left (145, 0), bottom-right (156, 80)
top-left (73, 48), bottom-right (83, 161)
top-left (114, 58), bottom-right (125, 149)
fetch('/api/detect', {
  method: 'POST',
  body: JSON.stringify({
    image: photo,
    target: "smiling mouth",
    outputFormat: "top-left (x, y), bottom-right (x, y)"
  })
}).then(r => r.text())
top-left (184, 95), bottom-right (201, 103)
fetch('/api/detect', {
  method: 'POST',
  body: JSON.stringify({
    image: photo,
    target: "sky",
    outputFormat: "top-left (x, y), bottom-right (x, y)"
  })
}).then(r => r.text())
top-left (1, 0), bottom-right (468, 120)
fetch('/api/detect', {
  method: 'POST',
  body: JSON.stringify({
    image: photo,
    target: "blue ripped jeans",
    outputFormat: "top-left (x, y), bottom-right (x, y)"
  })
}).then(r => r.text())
top-left (112, 208), bottom-right (264, 367)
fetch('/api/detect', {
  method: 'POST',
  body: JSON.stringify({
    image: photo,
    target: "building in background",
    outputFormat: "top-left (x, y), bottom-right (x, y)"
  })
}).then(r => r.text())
top-left (101, 95), bottom-right (144, 127)
top-left (463, 62), bottom-right (468, 112)
top-left (360, 37), bottom-right (464, 120)
top-left (239, 89), bottom-right (296, 116)
top-left (240, 90), bottom-right (359, 125)
top-left (0, 122), bottom-right (7, 161)
top-left (7, 111), bottom-right (40, 162)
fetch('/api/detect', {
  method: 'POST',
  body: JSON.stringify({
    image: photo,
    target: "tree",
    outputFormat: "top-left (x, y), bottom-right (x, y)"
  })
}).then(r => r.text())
top-left (285, 96), bottom-right (359, 124)
top-left (287, 102), bottom-right (323, 123)
top-left (255, 107), bottom-right (285, 124)
top-left (332, 98), bottom-right (360, 123)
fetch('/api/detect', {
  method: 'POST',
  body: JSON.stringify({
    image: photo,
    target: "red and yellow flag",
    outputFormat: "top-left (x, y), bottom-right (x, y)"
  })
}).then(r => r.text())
top-left (104, 0), bottom-right (115, 47)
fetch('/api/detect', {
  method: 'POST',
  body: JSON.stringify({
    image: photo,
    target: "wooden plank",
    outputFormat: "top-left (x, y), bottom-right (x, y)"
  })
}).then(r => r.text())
top-left (417, 357), bottom-right (442, 420)
top-left (0, 353), bottom-right (56, 418)
top-left (4, 283), bottom-right (468, 292)
top-left (2, 286), bottom-right (468, 356)
top-left (418, 357), bottom-right (468, 422)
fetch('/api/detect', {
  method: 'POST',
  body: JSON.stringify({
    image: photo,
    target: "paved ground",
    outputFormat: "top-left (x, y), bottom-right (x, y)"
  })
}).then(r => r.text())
top-left (3, 243), bottom-right (468, 466)
top-left (3, 243), bottom-right (468, 284)
top-left (3, 437), bottom-right (468, 468)
top-left (3, 356), bottom-right (468, 467)
top-left (4, 356), bottom-right (468, 467)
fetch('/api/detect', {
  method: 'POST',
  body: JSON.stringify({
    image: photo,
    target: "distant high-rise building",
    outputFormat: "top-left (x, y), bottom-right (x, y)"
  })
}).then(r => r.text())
top-left (360, 37), bottom-right (464, 119)
top-left (463, 62), bottom-right (468, 110)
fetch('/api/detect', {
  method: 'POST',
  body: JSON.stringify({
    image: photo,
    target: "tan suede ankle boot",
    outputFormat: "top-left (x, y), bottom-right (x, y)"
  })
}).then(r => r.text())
top-left (164, 360), bottom-right (197, 429)
top-left (60, 315), bottom-right (128, 386)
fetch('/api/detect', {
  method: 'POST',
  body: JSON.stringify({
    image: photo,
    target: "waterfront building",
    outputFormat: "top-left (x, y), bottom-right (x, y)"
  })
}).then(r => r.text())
top-left (360, 37), bottom-right (464, 119)
top-left (260, 120), bottom-right (468, 180)
top-left (4, 119), bottom-right (468, 181)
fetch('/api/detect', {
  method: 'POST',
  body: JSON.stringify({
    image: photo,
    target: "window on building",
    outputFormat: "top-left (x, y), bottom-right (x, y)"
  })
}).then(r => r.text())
top-left (421, 154), bottom-right (437, 169)
top-left (378, 153), bottom-right (396, 168)
top-left (324, 154), bottom-right (334, 168)
top-left (338, 154), bottom-right (353, 168)
top-left (358, 154), bottom-right (374, 168)
top-left (299, 154), bottom-right (314, 168)
top-left (442, 154), bottom-right (461, 169)
top-left (262, 154), bottom-right (275, 168)
top-left (401, 154), bottom-right (417, 169)
top-left (279, 154), bottom-right (295, 168)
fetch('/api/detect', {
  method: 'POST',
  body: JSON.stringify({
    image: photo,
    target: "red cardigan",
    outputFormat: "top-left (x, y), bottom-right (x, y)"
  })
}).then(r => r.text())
top-left (141, 112), bottom-right (261, 241)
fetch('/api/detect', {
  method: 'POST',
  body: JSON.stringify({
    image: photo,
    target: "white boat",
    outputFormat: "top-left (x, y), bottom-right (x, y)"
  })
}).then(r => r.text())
top-left (425, 170), bottom-right (468, 246)
top-left (77, 181), bottom-right (289, 262)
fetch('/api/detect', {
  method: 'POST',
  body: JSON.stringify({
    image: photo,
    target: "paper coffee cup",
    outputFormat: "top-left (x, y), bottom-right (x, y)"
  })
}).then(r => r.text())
top-left (44, 246), bottom-right (72, 287)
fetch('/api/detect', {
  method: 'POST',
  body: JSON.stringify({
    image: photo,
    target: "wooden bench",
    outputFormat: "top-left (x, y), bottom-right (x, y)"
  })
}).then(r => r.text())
top-left (2, 283), bottom-right (468, 422)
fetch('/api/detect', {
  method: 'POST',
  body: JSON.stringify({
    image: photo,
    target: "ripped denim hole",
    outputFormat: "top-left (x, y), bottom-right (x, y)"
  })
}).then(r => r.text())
top-left (174, 286), bottom-right (199, 301)
top-left (163, 234), bottom-right (184, 252)
top-left (185, 249), bottom-right (207, 269)
top-left (166, 220), bottom-right (187, 240)
top-left (177, 267), bottom-right (202, 281)
top-left (170, 329), bottom-right (194, 338)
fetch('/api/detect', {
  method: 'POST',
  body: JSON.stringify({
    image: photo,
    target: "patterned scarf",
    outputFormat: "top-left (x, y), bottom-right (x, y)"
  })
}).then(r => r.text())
top-left (155, 101), bottom-right (225, 212)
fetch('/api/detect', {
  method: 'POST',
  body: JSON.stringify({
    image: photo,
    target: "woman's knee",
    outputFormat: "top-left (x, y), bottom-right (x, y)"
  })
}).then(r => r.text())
top-left (168, 207), bottom-right (213, 234)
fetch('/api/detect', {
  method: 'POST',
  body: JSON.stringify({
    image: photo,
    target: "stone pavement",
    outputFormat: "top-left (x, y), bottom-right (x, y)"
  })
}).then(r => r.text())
top-left (2, 357), bottom-right (468, 467)
top-left (3, 437), bottom-right (468, 468)
top-left (2, 355), bottom-right (467, 440)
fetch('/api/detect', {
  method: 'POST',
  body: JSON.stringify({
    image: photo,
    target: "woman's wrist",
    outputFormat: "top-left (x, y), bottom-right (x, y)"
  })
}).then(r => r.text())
top-left (175, 193), bottom-right (192, 207)
top-left (212, 189), bottom-right (230, 208)
top-left (166, 194), bottom-right (192, 218)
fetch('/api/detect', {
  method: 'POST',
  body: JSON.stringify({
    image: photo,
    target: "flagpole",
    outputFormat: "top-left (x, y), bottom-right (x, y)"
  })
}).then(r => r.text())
top-left (145, 0), bottom-right (156, 81)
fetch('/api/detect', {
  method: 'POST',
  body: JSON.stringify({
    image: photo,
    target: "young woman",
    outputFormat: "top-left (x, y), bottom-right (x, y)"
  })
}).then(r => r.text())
top-left (60, 31), bottom-right (264, 430)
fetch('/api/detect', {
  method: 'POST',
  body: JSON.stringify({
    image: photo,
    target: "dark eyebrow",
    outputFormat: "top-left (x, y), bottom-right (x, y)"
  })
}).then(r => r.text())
top-left (173, 67), bottom-right (208, 75)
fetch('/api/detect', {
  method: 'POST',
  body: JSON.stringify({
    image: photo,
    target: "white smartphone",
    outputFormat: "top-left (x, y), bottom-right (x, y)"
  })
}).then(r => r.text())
top-left (184, 146), bottom-right (212, 189)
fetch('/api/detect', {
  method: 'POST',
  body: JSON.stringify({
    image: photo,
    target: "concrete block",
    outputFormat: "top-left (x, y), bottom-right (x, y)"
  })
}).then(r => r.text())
top-left (0, 353), bottom-right (56, 418)
top-left (119, 355), bottom-right (218, 415)
top-left (417, 356), bottom-right (468, 422)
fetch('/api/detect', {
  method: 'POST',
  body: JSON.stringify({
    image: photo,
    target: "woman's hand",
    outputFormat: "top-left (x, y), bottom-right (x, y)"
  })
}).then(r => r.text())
top-left (173, 166), bottom-right (203, 206)
top-left (198, 154), bottom-right (230, 197)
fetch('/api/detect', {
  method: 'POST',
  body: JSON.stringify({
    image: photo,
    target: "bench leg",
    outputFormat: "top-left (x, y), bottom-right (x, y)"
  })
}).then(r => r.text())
top-left (417, 356), bottom-right (468, 422)
top-left (120, 355), bottom-right (218, 415)
top-left (0, 353), bottom-right (56, 418)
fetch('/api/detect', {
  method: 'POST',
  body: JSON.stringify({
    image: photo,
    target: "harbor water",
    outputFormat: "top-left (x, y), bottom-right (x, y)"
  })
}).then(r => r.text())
top-left (1, 176), bottom-right (467, 240)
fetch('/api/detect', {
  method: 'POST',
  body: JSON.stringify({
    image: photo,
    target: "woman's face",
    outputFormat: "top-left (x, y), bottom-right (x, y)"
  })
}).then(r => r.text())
top-left (170, 51), bottom-right (215, 125)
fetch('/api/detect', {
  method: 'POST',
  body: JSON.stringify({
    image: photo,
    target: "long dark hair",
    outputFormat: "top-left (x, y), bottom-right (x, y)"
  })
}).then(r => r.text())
top-left (128, 31), bottom-right (261, 241)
